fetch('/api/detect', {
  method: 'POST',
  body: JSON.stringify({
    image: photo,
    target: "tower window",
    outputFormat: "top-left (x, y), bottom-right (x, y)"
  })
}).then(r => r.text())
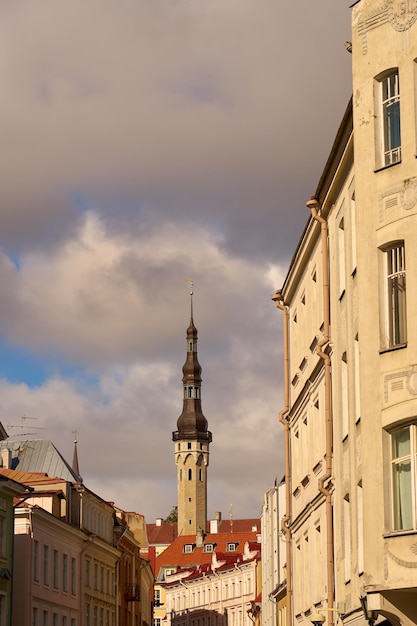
top-left (188, 469), bottom-right (192, 480)
top-left (199, 469), bottom-right (202, 481)
top-left (188, 442), bottom-right (191, 450)
top-left (188, 387), bottom-right (193, 398)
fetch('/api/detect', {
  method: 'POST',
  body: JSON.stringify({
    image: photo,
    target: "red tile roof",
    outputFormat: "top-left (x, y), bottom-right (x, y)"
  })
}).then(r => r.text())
top-left (147, 522), bottom-right (178, 545)
top-left (147, 517), bottom-right (259, 546)
top-left (155, 525), bottom-right (260, 578)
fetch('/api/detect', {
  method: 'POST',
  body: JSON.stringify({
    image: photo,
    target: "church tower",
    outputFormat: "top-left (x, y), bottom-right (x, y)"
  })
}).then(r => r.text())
top-left (173, 287), bottom-right (212, 536)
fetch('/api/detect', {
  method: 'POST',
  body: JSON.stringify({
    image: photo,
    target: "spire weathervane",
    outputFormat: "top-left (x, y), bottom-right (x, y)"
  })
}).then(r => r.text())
top-left (184, 278), bottom-right (194, 318)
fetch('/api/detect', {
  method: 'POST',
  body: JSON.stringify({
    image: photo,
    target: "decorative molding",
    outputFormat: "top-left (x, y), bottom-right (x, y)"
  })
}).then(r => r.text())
top-left (388, 0), bottom-right (417, 31)
top-left (379, 179), bottom-right (417, 222)
top-left (383, 366), bottom-right (417, 403)
top-left (358, 0), bottom-right (417, 54)
top-left (358, 3), bottom-right (389, 54)
top-left (385, 541), bottom-right (417, 568)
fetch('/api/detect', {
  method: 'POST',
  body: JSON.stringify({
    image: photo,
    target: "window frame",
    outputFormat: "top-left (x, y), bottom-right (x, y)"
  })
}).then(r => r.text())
top-left (375, 69), bottom-right (402, 169)
top-left (380, 241), bottom-right (407, 350)
top-left (390, 423), bottom-right (417, 531)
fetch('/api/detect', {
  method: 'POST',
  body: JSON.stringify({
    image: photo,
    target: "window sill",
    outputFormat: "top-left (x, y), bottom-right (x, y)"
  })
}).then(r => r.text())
top-left (379, 343), bottom-right (407, 355)
top-left (384, 529), bottom-right (417, 538)
top-left (374, 160), bottom-right (402, 173)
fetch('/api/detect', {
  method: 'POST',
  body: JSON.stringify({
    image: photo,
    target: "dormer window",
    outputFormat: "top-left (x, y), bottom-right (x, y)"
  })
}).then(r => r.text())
top-left (184, 544), bottom-right (194, 554)
top-left (204, 544), bottom-right (214, 553)
top-left (227, 542), bottom-right (237, 552)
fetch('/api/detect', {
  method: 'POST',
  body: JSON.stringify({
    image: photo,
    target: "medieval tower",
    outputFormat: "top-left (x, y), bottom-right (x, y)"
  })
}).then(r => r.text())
top-left (172, 287), bottom-right (212, 536)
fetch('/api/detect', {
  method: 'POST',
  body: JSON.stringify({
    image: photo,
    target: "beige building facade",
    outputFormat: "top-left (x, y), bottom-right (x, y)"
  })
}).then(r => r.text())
top-left (272, 1), bottom-right (417, 625)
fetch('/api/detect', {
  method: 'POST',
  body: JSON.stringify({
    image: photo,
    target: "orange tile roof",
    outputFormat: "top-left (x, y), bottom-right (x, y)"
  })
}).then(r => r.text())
top-left (147, 518), bottom-right (259, 546)
top-left (0, 468), bottom-right (62, 485)
top-left (147, 522), bottom-right (178, 545)
top-left (155, 527), bottom-right (260, 578)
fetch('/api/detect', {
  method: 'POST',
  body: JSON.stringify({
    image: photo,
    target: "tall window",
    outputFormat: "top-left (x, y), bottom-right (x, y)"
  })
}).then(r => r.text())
top-left (43, 546), bottom-right (49, 586)
top-left (381, 70), bottom-right (401, 166)
top-left (71, 558), bottom-right (76, 595)
top-left (62, 554), bottom-right (68, 592)
top-left (33, 541), bottom-right (40, 581)
top-left (381, 243), bottom-right (407, 348)
top-left (391, 425), bottom-right (417, 530)
top-left (53, 550), bottom-right (59, 588)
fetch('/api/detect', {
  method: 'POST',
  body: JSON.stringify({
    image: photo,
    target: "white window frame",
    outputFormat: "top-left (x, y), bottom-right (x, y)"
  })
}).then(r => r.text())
top-left (375, 69), bottom-right (401, 167)
top-left (203, 543), bottom-right (214, 553)
top-left (391, 424), bottom-right (417, 531)
top-left (380, 242), bottom-right (407, 349)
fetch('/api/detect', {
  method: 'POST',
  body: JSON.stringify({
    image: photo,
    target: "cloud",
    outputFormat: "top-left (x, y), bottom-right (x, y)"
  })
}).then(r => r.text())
top-left (0, 0), bottom-right (352, 259)
top-left (0, 210), bottom-right (283, 364)
top-left (0, 0), bottom-right (353, 521)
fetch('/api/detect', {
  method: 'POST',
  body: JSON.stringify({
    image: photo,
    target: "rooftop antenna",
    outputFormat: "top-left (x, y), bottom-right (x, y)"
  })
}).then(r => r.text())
top-left (6, 416), bottom-right (46, 439)
top-left (229, 504), bottom-right (234, 534)
top-left (184, 278), bottom-right (194, 319)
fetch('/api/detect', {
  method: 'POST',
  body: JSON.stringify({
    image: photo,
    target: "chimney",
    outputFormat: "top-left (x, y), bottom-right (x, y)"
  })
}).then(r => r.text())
top-left (1, 449), bottom-right (11, 469)
top-left (196, 527), bottom-right (204, 547)
top-left (156, 518), bottom-right (163, 526)
top-left (215, 511), bottom-right (222, 521)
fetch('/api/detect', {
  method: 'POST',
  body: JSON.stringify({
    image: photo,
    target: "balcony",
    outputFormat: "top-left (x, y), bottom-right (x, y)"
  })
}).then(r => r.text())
top-left (125, 583), bottom-right (140, 602)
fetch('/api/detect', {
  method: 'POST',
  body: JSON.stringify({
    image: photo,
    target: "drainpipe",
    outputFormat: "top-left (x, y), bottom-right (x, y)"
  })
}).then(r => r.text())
top-left (271, 290), bottom-right (292, 626)
top-left (306, 197), bottom-right (334, 624)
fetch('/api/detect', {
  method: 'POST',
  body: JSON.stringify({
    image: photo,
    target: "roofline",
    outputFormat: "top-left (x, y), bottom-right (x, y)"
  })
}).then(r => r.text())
top-left (280, 97), bottom-right (353, 299)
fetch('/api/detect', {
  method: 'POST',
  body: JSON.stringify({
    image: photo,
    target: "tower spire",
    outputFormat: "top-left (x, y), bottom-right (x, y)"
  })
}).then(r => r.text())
top-left (173, 283), bottom-right (212, 535)
top-left (72, 430), bottom-right (83, 483)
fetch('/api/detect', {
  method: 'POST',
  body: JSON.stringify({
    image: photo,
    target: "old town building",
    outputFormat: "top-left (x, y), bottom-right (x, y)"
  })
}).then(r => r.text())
top-left (272, 1), bottom-right (417, 625)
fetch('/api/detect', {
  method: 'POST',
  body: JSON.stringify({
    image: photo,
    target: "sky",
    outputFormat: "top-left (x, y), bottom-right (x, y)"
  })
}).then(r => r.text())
top-left (0, 0), bottom-right (353, 524)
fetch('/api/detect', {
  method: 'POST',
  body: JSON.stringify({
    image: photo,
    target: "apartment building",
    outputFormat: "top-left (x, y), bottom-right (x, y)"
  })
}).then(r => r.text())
top-left (271, 1), bottom-right (417, 625)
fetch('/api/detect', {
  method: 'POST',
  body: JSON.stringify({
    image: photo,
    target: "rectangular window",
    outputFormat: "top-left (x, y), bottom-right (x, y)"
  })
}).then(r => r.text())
top-left (53, 550), bottom-right (59, 588)
top-left (391, 425), bottom-right (416, 530)
top-left (43, 610), bottom-right (49, 626)
top-left (33, 608), bottom-right (39, 626)
top-left (62, 554), bottom-right (68, 592)
top-left (33, 540), bottom-right (40, 581)
top-left (154, 589), bottom-right (161, 606)
top-left (43, 546), bottom-right (49, 586)
top-left (380, 242), bottom-right (407, 349)
top-left (381, 70), bottom-right (401, 166)
top-left (71, 558), bottom-right (76, 595)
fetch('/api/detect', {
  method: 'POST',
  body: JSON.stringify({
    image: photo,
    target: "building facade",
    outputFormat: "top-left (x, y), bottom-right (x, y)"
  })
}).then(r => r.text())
top-left (261, 480), bottom-right (286, 626)
top-left (163, 540), bottom-right (261, 626)
top-left (272, 1), bottom-right (417, 625)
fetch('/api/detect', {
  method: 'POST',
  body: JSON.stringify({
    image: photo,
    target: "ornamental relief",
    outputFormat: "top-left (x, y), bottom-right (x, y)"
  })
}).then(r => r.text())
top-left (357, 0), bottom-right (417, 53)
top-left (388, 0), bottom-right (417, 30)
top-left (379, 179), bottom-right (417, 222)
top-left (383, 365), bottom-right (417, 404)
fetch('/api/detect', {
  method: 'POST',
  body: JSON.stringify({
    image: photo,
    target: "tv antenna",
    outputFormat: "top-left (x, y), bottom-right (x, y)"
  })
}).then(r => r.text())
top-left (6, 416), bottom-right (46, 438)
